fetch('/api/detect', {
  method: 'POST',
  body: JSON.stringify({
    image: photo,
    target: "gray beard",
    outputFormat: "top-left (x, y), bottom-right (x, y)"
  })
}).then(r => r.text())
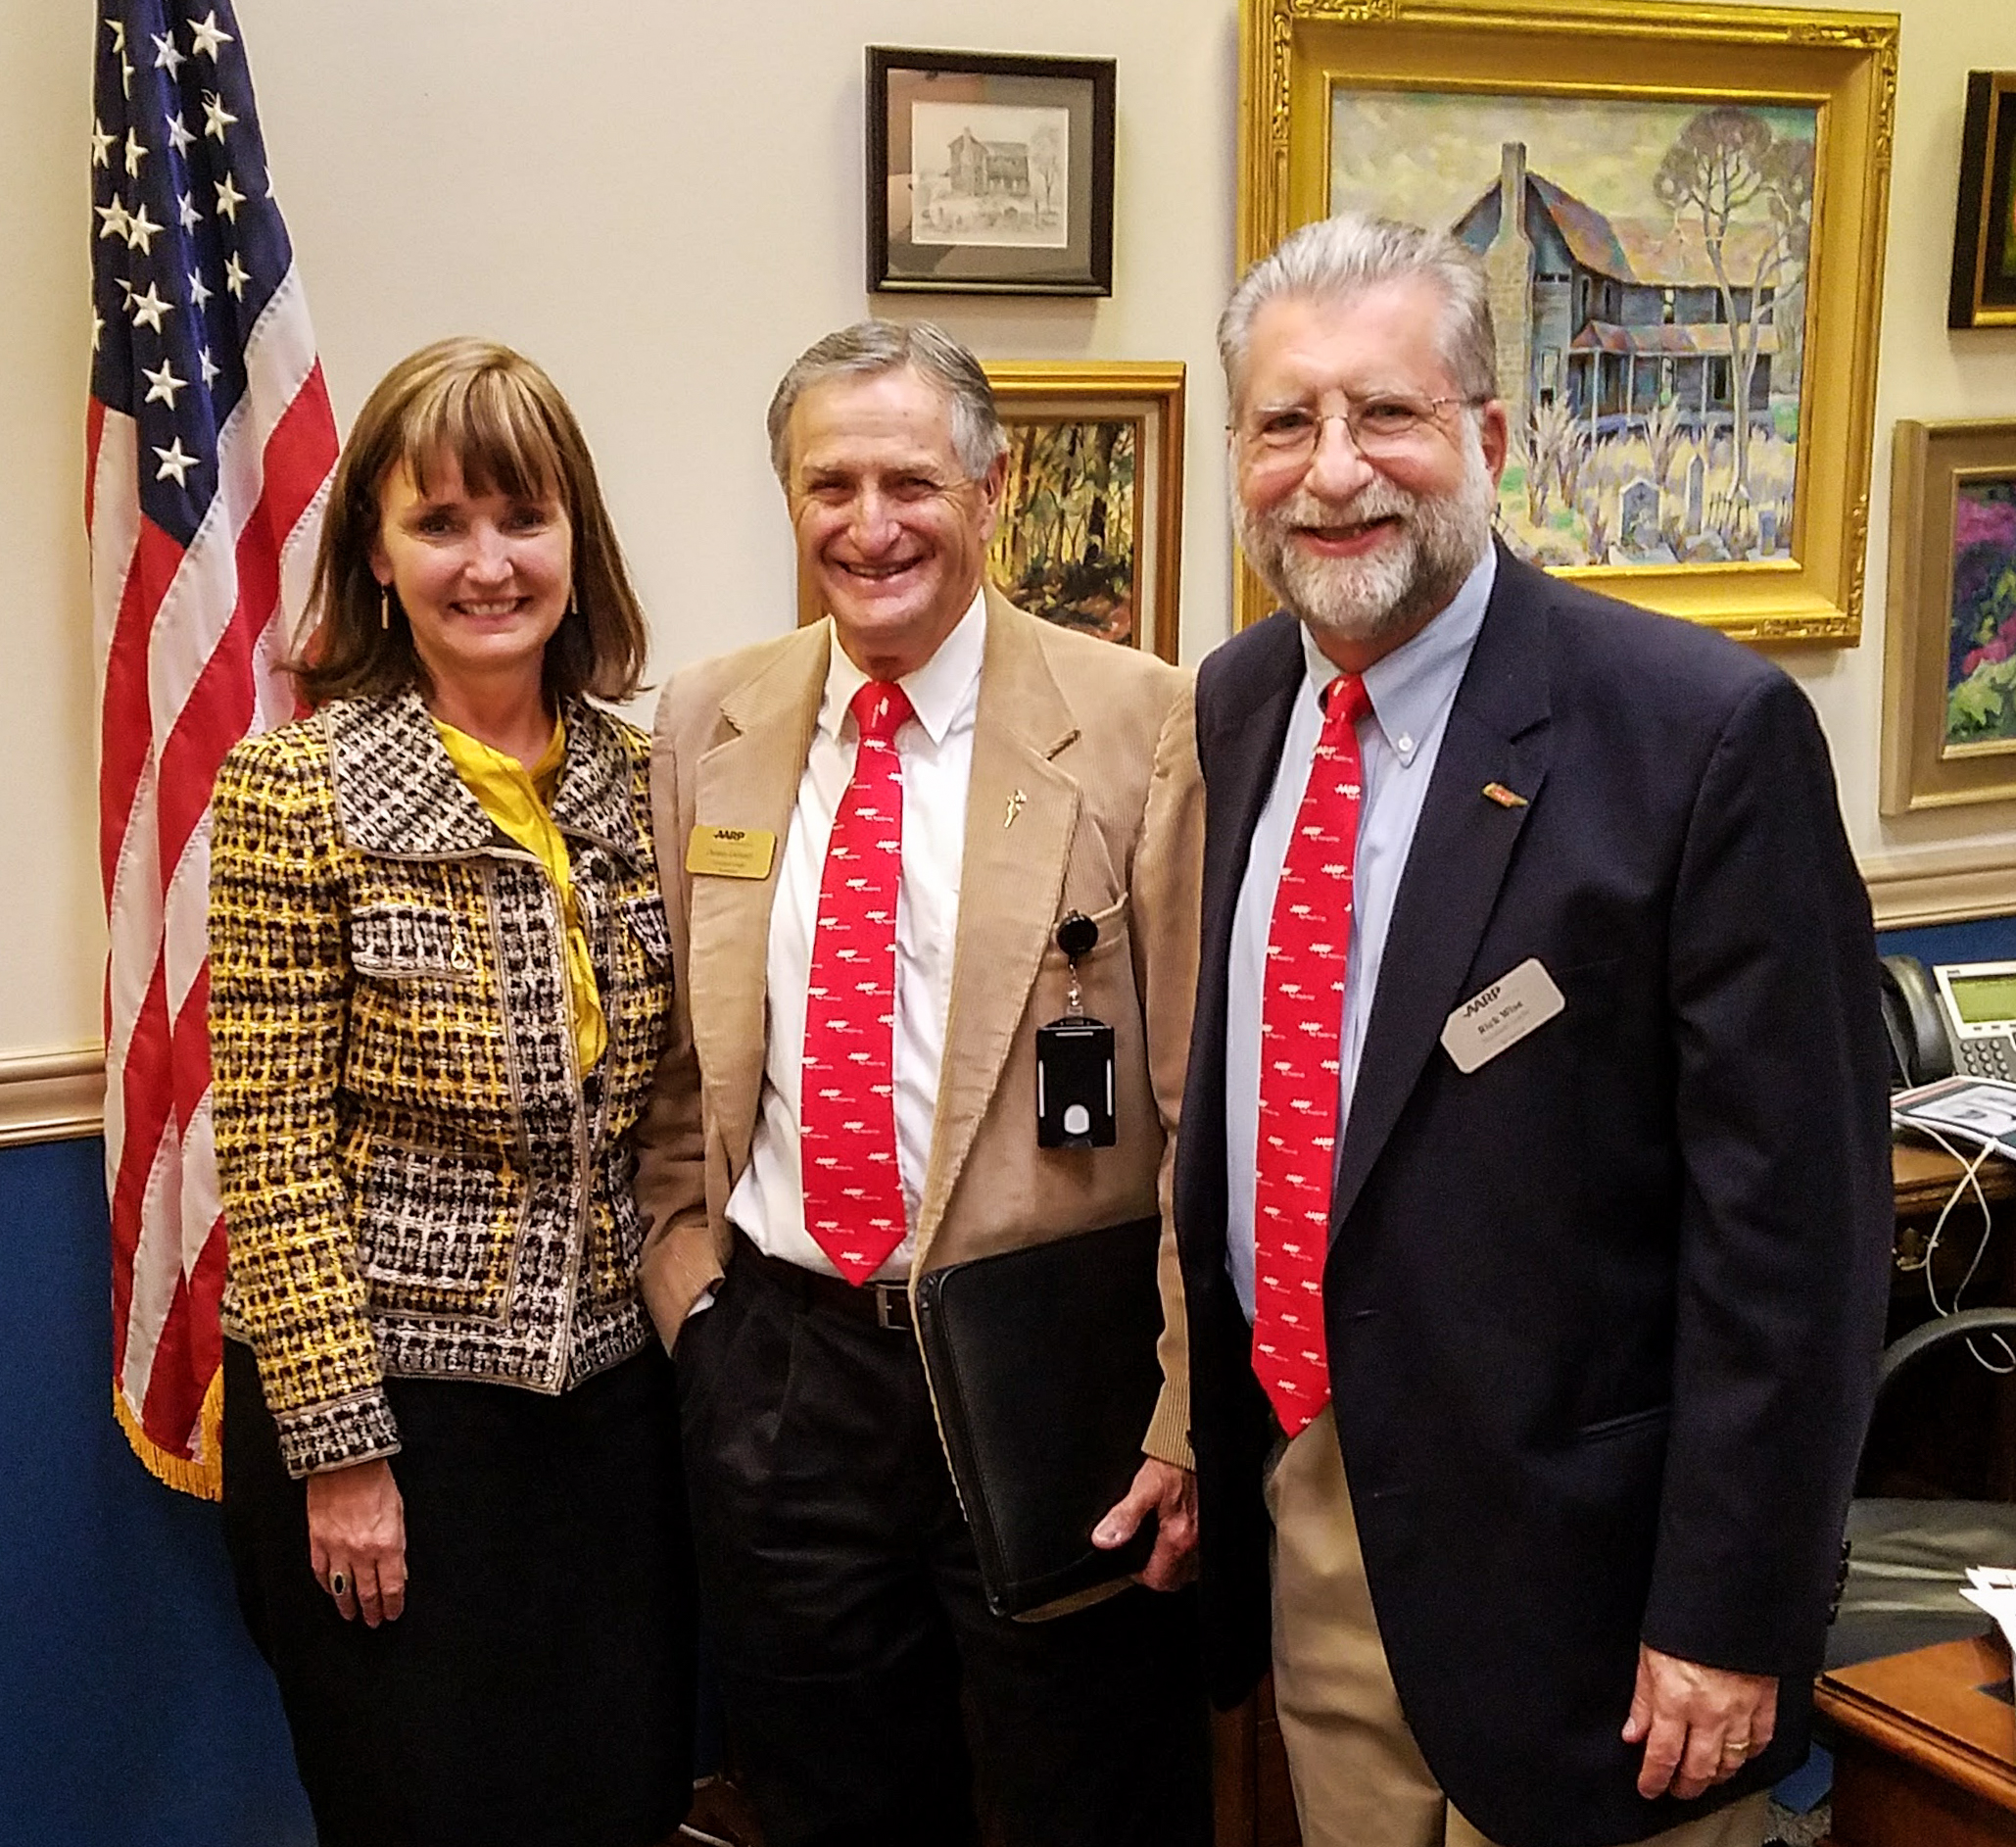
top-left (1233, 437), bottom-right (1497, 647)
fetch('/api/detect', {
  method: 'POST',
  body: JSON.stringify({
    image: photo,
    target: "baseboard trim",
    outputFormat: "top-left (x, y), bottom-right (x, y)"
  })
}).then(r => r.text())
top-left (0, 1046), bottom-right (106, 1147)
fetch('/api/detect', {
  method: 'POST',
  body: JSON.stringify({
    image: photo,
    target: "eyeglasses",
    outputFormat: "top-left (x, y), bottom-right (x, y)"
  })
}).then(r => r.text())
top-left (1234, 393), bottom-right (1486, 464)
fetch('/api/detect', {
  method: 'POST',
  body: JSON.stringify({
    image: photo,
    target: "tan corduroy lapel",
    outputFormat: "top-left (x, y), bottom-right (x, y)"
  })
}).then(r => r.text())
top-left (689, 623), bottom-right (829, 1181)
top-left (916, 592), bottom-right (1080, 1262)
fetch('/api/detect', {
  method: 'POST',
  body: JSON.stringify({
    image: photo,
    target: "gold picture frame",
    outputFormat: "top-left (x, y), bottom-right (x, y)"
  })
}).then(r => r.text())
top-left (1234, 0), bottom-right (1897, 645)
top-left (1881, 419), bottom-right (2016, 815)
top-left (983, 362), bottom-right (1186, 662)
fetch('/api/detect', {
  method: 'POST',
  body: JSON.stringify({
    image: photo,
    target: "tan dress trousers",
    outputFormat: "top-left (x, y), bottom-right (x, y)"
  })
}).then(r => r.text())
top-left (1266, 1406), bottom-right (1771, 1847)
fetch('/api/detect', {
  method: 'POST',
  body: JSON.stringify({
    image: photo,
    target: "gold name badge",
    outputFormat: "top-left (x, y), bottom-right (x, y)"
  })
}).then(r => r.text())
top-left (686, 825), bottom-right (777, 880)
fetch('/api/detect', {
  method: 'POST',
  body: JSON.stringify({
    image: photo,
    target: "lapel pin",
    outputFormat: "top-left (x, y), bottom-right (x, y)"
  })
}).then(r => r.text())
top-left (1481, 782), bottom-right (1529, 809)
top-left (1004, 788), bottom-right (1028, 828)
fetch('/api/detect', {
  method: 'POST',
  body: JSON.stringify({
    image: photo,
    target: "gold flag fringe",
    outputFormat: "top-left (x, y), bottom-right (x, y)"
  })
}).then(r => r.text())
top-left (113, 1370), bottom-right (223, 1500)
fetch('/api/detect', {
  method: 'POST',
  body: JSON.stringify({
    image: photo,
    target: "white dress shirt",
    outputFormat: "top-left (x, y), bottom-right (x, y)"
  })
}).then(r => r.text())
top-left (726, 589), bottom-right (987, 1281)
top-left (1224, 548), bottom-right (1496, 1319)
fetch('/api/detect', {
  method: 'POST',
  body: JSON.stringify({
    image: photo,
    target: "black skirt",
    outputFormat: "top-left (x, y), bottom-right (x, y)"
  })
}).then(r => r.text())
top-left (221, 1338), bottom-right (695, 1847)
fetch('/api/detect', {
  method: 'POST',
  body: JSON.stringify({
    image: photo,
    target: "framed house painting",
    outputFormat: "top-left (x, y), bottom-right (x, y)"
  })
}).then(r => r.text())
top-left (1949, 72), bottom-right (2016, 330)
top-left (984, 362), bottom-right (1185, 662)
top-left (1882, 420), bottom-right (2016, 814)
top-left (867, 48), bottom-right (1116, 296)
top-left (1234, 0), bottom-right (1897, 643)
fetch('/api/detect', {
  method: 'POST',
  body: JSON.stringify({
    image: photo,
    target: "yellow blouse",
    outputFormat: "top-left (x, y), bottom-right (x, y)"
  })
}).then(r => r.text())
top-left (433, 714), bottom-right (607, 1073)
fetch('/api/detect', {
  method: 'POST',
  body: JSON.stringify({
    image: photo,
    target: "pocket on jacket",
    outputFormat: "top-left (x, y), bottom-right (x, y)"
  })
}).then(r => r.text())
top-left (616, 894), bottom-right (673, 967)
top-left (354, 1138), bottom-right (520, 1319)
top-left (1571, 1401), bottom-right (1671, 1446)
top-left (1059, 892), bottom-right (1128, 954)
top-left (1035, 892), bottom-right (1133, 1022)
top-left (349, 902), bottom-right (479, 982)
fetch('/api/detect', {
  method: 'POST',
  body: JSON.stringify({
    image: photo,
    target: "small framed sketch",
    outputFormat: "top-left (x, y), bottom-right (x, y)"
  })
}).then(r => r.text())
top-left (1881, 419), bottom-right (2016, 814)
top-left (867, 47), bottom-right (1116, 296)
top-left (984, 362), bottom-right (1184, 662)
top-left (1950, 73), bottom-right (2016, 330)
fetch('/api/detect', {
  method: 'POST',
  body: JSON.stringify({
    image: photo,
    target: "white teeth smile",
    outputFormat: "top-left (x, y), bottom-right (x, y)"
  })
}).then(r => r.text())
top-left (456, 601), bottom-right (521, 616)
top-left (844, 561), bottom-right (921, 580)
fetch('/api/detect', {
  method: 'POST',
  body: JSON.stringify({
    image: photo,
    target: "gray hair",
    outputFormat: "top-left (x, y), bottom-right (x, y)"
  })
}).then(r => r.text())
top-left (1218, 212), bottom-right (1498, 411)
top-left (766, 319), bottom-right (1008, 485)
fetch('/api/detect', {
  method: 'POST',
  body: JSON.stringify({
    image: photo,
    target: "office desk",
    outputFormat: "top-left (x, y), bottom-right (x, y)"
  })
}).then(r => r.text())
top-left (1893, 1140), bottom-right (2016, 1219)
top-left (1814, 1633), bottom-right (2016, 1846)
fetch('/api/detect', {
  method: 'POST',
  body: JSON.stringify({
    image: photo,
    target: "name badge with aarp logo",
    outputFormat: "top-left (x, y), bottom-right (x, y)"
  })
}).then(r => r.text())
top-left (686, 825), bottom-right (776, 879)
top-left (1440, 957), bottom-right (1565, 1075)
top-left (1037, 911), bottom-right (1116, 1148)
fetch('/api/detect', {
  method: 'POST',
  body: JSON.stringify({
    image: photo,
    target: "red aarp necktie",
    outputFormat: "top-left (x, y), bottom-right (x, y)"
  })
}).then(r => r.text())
top-left (1253, 672), bottom-right (1372, 1436)
top-left (800, 680), bottom-right (915, 1284)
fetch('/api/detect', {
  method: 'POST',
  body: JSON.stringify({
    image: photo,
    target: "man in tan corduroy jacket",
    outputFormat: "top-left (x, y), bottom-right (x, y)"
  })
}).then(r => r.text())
top-left (634, 319), bottom-right (1210, 1847)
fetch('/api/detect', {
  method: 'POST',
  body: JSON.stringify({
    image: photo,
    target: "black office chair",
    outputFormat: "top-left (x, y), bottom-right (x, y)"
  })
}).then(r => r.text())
top-left (1830, 1305), bottom-right (2016, 1670)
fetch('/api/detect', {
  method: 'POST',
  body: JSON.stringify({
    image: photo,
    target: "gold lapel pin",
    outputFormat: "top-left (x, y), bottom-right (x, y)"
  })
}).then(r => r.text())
top-left (1482, 782), bottom-right (1529, 809)
top-left (1004, 788), bottom-right (1028, 828)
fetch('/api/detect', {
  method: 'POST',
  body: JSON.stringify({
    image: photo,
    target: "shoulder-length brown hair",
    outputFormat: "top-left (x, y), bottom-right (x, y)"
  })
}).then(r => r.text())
top-left (293, 337), bottom-right (648, 707)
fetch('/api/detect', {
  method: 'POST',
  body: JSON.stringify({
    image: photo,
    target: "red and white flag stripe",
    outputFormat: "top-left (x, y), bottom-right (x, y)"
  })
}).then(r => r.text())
top-left (93, 267), bottom-right (335, 1497)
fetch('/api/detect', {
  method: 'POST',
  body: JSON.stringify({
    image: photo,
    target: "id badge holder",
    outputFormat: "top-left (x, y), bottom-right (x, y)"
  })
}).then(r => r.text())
top-left (1037, 910), bottom-right (1117, 1149)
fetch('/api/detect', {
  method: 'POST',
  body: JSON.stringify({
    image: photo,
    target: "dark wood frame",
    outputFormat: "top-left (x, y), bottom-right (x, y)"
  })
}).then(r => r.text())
top-left (866, 46), bottom-right (1116, 296)
top-left (1950, 72), bottom-right (2016, 330)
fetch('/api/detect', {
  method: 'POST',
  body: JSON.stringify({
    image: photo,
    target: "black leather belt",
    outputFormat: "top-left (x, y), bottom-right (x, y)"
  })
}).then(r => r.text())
top-left (732, 1232), bottom-right (913, 1333)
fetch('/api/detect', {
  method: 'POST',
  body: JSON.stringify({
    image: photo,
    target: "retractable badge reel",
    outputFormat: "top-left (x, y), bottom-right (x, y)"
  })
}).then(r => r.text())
top-left (1036, 910), bottom-right (1117, 1148)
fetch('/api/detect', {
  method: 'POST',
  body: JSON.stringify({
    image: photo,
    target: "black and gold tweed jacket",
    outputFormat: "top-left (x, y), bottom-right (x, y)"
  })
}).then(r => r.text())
top-left (209, 691), bottom-right (673, 1478)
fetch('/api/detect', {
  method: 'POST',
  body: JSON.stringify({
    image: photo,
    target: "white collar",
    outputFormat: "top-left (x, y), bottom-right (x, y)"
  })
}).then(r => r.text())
top-left (819, 586), bottom-right (987, 746)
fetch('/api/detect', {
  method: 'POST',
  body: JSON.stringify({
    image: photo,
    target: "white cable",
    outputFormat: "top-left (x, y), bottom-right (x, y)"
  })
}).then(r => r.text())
top-left (1895, 1120), bottom-right (2016, 1374)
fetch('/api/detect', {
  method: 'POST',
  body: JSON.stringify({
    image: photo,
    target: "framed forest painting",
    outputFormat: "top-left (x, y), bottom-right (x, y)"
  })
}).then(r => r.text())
top-left (983, 362), bottom-right (1185, 661)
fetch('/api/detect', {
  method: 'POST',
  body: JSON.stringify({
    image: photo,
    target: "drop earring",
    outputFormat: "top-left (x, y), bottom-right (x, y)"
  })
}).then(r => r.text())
top-left (379, 586), bottom-right (391, 631)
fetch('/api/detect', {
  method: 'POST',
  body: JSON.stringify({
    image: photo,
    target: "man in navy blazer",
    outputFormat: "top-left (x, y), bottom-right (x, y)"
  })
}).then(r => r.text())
top-left (1176, 212), bottom-right (1893, 1847)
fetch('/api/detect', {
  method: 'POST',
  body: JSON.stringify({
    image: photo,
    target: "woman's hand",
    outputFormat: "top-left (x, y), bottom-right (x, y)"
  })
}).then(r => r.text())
top-left (306, 1458), bottom-right (408, 1627)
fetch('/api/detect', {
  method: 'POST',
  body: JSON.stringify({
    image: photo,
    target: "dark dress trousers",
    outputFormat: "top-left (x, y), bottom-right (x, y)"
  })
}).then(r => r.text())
top-left (1176, 545), bottom-right (1895, 1847)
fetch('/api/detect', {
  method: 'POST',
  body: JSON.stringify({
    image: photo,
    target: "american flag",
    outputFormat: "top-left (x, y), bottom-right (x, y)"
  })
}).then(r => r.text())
top-left (88, 0), bottom-right (338, 1497)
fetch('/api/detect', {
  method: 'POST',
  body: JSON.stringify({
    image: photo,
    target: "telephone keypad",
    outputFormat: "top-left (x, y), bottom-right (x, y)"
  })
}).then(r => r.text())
top-left (1958, 1038), bottom-right (2016, 1081)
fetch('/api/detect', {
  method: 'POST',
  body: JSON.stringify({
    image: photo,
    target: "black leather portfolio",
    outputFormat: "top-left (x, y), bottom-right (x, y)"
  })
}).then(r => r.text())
top-left (914, 1214), bottom-right (1165, 1620)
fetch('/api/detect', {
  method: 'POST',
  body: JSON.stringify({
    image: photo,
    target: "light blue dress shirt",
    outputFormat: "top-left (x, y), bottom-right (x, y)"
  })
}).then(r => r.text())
top-left (1224, 547), bottom-right (1497, 1320)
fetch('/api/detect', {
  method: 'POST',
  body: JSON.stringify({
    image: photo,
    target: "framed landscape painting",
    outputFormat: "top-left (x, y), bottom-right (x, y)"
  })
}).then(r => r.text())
top-left (1882, 420), bottom-right (2016, 815)
top-left (1235, 0), bottom-right (1897, 643)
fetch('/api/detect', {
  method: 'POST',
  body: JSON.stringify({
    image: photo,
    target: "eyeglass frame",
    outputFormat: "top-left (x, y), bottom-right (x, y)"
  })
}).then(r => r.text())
top-left (1230, 391), bottom-right (1493, 465)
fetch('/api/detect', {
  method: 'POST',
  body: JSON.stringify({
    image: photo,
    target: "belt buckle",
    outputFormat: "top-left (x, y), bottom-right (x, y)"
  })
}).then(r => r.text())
top-left (873, 1283), bottom-right (909, 1332)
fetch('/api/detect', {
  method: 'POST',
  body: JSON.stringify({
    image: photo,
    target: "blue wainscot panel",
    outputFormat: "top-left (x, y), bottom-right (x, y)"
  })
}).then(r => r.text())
top-left (1877, 916), bottom-right (2016, 967)
top-left (0, 1138), bottom-right (312, 1847)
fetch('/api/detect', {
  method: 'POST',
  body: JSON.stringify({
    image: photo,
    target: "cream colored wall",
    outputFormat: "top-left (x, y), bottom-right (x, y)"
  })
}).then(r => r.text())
top-left (5, 0), bottom-right (2014, 1060)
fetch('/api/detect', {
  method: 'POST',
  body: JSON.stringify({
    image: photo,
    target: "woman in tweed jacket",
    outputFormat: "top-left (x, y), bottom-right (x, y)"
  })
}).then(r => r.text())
top-left (209, 338), bottom-right (692, 1847)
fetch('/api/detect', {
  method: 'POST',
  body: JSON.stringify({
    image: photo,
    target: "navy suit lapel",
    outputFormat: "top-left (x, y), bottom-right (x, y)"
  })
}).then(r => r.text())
top-left (1200, 612), bottom-right (1305, 978)
top-left (1329, 551), bottom-right (1555, 1232)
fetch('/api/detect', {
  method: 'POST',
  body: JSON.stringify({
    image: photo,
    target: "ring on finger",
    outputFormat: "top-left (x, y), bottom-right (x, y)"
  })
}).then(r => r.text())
top-left (1721, 1737), bottom-right (1752, 1759)
top-left (329, 1569), bottom-right (350, 1598)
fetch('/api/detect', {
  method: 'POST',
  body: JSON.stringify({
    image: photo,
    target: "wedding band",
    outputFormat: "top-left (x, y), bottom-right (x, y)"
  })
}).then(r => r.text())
top-left (1722, 1737), bottom-right (1751, 1757)
top-left (329, 1570), bottom-right (350, 1598)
